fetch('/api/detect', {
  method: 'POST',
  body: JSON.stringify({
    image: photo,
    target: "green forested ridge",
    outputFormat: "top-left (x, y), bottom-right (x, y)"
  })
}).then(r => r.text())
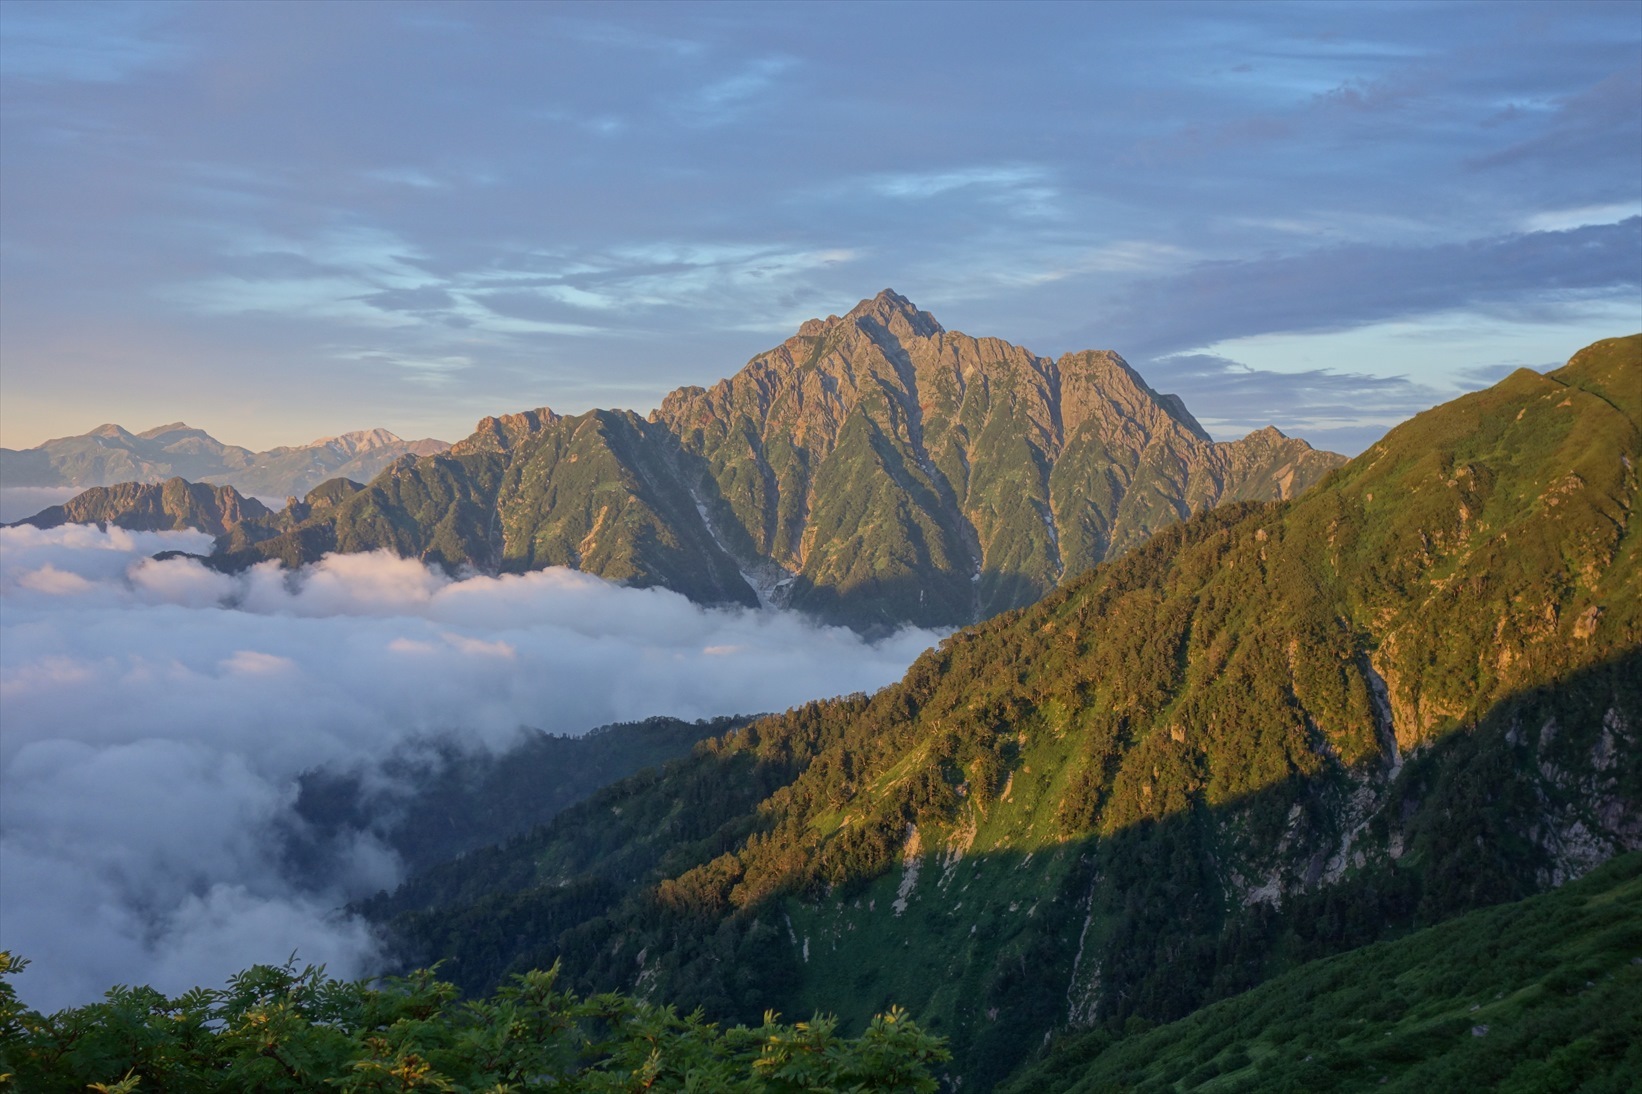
top-left (997, 851), bottom-right (1642, 1094)
top-left (30, 292), bottom-right (1341, 631)
top-left (360, 335), bottom-right (1640, 1088)
top-left (0, 954), bottom-right (948, 1093)
top-left (0, 423), bottom-right (448, 497)
top-left (291, 716), bottom-right (750, 877)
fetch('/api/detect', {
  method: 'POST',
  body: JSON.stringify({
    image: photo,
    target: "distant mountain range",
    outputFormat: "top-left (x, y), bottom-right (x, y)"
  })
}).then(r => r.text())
top-left (0, 422), bottom-right (449, 498)
top-left (24, 291), bottom-right (1340, 632)
top-left (355, 333), bottom-right (1640, 1088)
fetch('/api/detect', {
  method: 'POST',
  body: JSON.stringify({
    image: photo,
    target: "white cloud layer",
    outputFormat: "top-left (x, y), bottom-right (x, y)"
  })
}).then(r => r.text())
top-left (0, 487), bottom-right (84, 525)
top-left (0, 526), bottom-right (940, 1011)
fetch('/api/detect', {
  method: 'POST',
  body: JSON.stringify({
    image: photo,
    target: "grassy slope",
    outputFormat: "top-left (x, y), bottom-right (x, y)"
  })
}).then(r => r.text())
top-left (998, 852), bottom-right (1642, 1094)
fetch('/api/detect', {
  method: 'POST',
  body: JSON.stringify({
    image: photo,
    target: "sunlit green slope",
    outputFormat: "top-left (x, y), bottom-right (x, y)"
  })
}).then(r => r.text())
top-left (364, 335), bottom-right (1638, 1088)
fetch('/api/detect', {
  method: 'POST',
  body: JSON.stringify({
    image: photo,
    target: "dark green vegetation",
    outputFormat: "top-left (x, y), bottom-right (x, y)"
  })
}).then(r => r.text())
top-left (360, 335), bottom-right (1641, 1089)
top-left (0, 423), bottom-right (447, 499)
top-left (46, 292), bottom-right (1339, 632)
top-left (292, 716), bottom-right (750, 876)
top-left (0, 954), bottom-right (948, 1093)
top-left (999, 852), bottom-right (1642, 1093)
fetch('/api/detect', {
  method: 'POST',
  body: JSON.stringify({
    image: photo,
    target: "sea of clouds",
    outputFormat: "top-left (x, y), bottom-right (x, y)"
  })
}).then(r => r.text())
top-left (0, 525), bottom-right (942, 1011)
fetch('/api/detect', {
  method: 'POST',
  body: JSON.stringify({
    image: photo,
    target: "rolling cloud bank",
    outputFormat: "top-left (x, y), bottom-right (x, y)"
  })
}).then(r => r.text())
top-left (0, 525), bottom-right (940, 1011)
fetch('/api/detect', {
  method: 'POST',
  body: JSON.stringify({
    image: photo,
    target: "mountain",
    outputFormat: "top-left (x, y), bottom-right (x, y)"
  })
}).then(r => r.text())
top-left (0, 422), bottom-right (449, 498)
top-left (999, 851), bottom-right (1641, 1093)
top-left (203, 291), bottom-right (1342, 631)
top-left (15, 478), bottom-right (277, 538)
top-left (357, 334), bottom-right (1640, 1088)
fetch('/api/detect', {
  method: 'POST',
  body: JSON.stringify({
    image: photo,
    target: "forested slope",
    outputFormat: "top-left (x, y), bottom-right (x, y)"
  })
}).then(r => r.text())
top-left (363, 335), bottom-right (1640, 1088)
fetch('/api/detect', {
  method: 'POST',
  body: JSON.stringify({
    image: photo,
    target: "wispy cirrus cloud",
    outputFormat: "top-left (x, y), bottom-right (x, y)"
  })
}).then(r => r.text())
top-left (0, 2), bottom-right (184, 84)
top-left (171, 227), bottom-right (860, 345)
top-left (814, 164), bottom-right (1062, 222)
top-left (1471, 66), bottom-right (1642, 174)
top-left (1140, 351), bottom-right (1445, 454)
top-left (3, 3), bottom-right (1637, 452)
top-left (671, 55), bottom-right (796, 127)
top-left (1077, 218), bottom-right (1642, 360)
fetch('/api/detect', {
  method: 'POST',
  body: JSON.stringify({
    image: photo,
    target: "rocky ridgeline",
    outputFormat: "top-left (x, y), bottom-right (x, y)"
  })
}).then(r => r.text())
top-left (18, 478), bottom-right (274, 538)
top-left (193, 291), bottom-right (1343, 631)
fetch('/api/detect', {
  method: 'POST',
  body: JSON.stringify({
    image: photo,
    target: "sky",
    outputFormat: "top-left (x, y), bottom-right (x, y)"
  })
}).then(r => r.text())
top-left (2, 0), bottom-right (1639, 457)
top-left (0, 523), bottom-right (942, 1009)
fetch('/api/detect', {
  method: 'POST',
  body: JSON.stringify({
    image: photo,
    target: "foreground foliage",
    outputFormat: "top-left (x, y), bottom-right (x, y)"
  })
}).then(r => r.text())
top-left (0, 955), bottom-right (947, 1093)
top-left (999, 851), bottom-right (1642, 1093)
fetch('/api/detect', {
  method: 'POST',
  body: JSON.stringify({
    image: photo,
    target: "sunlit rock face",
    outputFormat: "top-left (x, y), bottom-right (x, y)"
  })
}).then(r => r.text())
top-left (171, 291), bottom-right (1343, 632)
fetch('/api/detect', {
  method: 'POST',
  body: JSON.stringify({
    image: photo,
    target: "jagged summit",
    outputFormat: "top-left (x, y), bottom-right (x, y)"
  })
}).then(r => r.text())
top-left (451, 407), bottom-right (560, 456)
top-left (209, 292), bottom-right (1344, 630)
top-left (795, 288), bottom-right (943, 340)
top-left (843, 287), bottom-right (945, 338)
top-left (11, 292), bottom-right (1351, 630)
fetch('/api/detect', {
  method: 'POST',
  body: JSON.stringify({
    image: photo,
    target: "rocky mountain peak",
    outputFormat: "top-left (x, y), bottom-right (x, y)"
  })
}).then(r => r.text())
top-left (65, 293), bottom-right (1355, 632)
top-left (843, 288), bottom-right (944, 340)
top-left (314, 428), bottom-right (403, 456)
top-left (790, 290), bottom-right (943, 343)
top-left (1054, 349), bottom-right (1210, 444)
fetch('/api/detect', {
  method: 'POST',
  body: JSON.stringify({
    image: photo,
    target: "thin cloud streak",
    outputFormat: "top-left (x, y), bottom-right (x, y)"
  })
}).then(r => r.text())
top-left (1077, 219), bottom-right (1642, 361)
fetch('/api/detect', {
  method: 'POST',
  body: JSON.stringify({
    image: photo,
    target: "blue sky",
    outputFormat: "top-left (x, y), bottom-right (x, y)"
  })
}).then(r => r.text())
top-left (2, 0), bottom-right (1638, 455)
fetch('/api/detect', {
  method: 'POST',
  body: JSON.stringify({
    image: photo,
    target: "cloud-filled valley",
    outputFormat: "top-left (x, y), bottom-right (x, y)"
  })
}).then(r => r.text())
top-left (0, 526), bottom-right (941, 1011)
